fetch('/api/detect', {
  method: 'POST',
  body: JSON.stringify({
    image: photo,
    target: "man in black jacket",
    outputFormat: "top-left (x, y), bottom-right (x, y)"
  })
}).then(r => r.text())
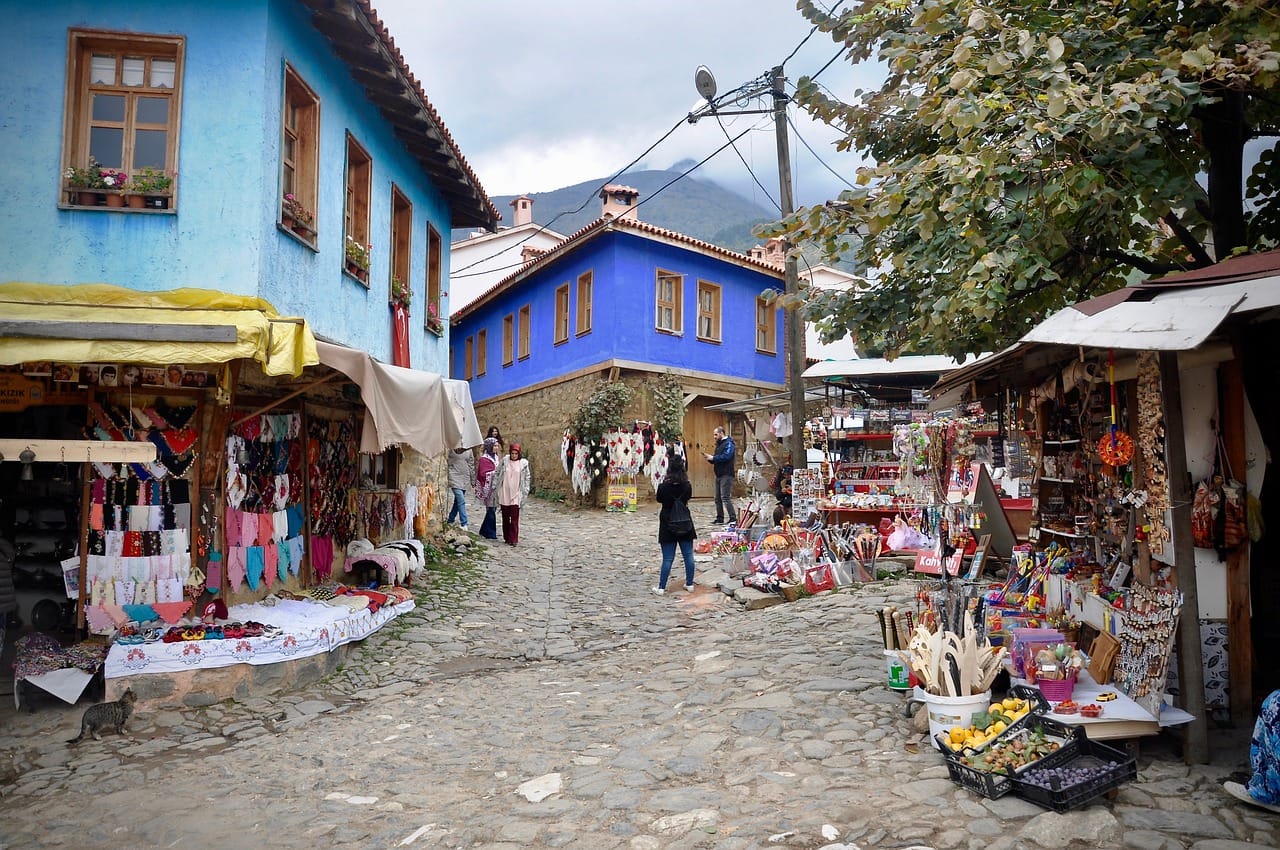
top-left (703, 426), bottom-right (736, 524)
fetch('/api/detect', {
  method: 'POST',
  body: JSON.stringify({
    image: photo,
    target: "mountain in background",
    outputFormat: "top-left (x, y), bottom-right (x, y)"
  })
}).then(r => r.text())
top-left (453, 167), bottom-right (779, 255)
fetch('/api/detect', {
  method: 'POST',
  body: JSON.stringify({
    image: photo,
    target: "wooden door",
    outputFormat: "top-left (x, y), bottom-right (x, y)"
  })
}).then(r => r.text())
top-left (683, 400), bottom-right (727, 498)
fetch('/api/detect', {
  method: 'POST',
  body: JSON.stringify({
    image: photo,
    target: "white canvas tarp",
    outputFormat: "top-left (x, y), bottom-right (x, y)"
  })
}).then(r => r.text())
top-left (315, 341), bottom-right (466, 457)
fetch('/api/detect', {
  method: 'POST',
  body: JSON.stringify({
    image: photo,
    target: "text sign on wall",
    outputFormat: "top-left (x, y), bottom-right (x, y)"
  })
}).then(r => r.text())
top-left (0, 373), bottom-right (43, 412)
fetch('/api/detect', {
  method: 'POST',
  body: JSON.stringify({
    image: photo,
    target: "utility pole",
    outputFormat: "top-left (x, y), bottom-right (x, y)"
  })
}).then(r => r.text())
top-left (772, 67), bottom-right (808, 470)
top-left (689, 65), bottom-right (808, 470)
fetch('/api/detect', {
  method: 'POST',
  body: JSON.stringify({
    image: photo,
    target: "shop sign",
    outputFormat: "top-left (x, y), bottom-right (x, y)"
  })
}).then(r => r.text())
top-left (606, 473), bottom-right (637, 512)
top-left (913, 549), bottom-right (962, 576)
top-left (0, 373), bottom-right (44, 412)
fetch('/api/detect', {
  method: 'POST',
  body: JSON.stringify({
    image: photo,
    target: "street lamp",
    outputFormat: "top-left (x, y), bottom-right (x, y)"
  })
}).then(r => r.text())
top-left (689, 65), bottom-right (808, 471)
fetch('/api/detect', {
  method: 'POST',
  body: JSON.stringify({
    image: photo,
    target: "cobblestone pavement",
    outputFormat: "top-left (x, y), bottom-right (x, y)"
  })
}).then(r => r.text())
top-left (0, 496), bottom-right (1274, 849)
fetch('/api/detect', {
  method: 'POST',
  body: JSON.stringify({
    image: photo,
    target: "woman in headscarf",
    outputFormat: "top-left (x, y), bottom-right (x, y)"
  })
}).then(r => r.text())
top-left (475, 437), bottom-right (501, 540)
top-left (1226, 689), bottom-right (1280, 813)
top-left (493, 443), bottom-right (531, 546)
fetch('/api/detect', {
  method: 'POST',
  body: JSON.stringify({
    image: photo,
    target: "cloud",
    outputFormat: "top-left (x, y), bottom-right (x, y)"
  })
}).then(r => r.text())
top-left (369, 0), bottom-right (877, 208)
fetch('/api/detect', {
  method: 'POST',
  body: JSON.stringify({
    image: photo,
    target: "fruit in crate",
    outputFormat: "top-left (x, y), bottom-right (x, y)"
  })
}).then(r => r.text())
top-left (943, 696), bottom-right (1034, 751)
top-left (960, 726), bottom-right (1063, 773)
top-left (1018, 760), bottom-right (1122, 789)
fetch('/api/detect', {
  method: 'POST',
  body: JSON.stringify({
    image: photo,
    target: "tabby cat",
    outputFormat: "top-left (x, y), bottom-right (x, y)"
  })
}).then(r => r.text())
top-left (67, 688), bottom-right (136, 745)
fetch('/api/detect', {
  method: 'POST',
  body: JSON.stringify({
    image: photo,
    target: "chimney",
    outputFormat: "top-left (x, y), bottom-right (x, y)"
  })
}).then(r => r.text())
top-left (520, 245), bottom-right (546, 263)
top-left (749, 245), bottom-right (766, 262)
top-left (764, 237), bottom-right (786, 268)
top-left (599, 184), bottom-right (640, 221)
top-left (510, 195), bottom-right (534, 227)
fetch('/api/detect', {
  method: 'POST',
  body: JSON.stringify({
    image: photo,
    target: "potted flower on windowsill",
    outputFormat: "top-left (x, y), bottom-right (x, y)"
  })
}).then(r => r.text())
top-left (426, 301), bottom-right (444, 335)
top-left (390, 276), bottom-right (412, 311)
top-left (64, 158), bottom-right (107, 206)
top-left (344, 235), bottom-right (371, 282)
top-left (281, 193), bottom-right (315, 237)
top-left (126, 167), bottom-right (173, 209)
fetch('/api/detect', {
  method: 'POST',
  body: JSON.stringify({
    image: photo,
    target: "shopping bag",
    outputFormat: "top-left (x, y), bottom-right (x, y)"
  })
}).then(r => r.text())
top-left (803, 563), bottom-right (835, 594)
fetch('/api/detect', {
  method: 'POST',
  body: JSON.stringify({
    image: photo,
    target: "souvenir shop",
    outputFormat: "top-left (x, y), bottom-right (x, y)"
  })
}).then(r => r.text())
top-left (921, 252), bottom-right (1280, 760)
top-left (0, 290), bottom-right (474, 709)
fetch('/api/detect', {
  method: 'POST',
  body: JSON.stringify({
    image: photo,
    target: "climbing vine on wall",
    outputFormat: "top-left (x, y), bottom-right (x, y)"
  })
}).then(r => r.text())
top-left (646, 373), bottom-right (684, 439)
top-left (569, 380), bottom-right (634, 446)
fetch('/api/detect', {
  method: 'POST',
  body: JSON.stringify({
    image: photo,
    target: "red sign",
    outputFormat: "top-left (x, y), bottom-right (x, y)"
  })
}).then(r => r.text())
top-left (913, 549), bottom-right (963, 576)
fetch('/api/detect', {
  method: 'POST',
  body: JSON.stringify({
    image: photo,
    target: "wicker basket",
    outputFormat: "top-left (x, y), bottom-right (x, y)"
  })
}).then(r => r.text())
top-left (1036, 675), bottom-right (1077, 702)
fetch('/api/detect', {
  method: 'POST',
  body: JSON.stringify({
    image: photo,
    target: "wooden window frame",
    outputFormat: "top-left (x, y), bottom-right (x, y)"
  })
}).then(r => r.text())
top-left (696, 280), bottom-right (722, 343)
top-left (463, 336), bottom-right (474, 380)
top-left (554, 283), bottom-right (570, 345)
top-left (655, 271), bottom-right (683, 335)
top-left (518, 305), bottom-right (531, 361)
top-left (425, 225), bottom-right (443, 334)
top-left (756, 296), bottom-right (778, 354)
top-left (61, 29), bottom-right (185, 211)
top-left (343, 132), bottom-right (372, 285)
top-left (502, 314), bottom-right (514, 366)
top-left (576, 271), bottom-right (593, 336)
top-left (361, 447), bottom-right (399, 490)
top-left (280, 64), bottom-right (320, 243)
top-left (390, 186), bottom-right (412, 310)
top-left (477, 328), bottom-right (487, 376)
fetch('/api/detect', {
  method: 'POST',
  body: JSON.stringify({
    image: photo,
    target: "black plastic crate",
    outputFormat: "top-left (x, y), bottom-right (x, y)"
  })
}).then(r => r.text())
top-left (933, 685), bottom-right (1052, 753)
top-left (943, 718), bottom-right (1082, 800)
top-left (1011, 735), bottom-right (1137, 812)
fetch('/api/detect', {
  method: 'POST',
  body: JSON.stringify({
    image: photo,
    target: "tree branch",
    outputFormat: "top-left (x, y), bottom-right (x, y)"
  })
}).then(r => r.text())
top-left (1161, 211), bottom-right (1216, 267)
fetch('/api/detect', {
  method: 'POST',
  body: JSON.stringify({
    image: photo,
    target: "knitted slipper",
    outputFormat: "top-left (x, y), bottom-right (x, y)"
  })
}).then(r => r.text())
top-left (1225, 781), bottom-right (1280, 814)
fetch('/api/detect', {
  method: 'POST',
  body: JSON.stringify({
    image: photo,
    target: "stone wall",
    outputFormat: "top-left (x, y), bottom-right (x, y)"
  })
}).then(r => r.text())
top-left (473, 368), bottom-right (764, 506)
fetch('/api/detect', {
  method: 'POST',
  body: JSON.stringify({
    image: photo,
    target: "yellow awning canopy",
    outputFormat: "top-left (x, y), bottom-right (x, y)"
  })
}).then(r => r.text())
top-left (0, 283), bottom-right (318, 377)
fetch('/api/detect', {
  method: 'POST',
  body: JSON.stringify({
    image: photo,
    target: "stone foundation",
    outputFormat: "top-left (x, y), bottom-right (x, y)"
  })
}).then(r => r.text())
top-left (106, 640), bottom-right (355, 711)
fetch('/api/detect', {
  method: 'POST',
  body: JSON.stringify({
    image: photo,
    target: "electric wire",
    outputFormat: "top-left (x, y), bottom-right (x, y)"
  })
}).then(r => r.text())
top-left (451, 5), bottom-right (853, 287)
top-left (788, 113), bottom-right (857, 191)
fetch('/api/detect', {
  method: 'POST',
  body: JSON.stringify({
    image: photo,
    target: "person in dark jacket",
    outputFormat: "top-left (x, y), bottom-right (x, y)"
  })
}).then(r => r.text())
top-left (653, 454), bottom-right (697, 595)
top-left (703, 426), bottom-right (736, 524)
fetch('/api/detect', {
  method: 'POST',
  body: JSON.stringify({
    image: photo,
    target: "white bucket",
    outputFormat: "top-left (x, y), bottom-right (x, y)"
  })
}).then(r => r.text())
top-left (915, 687), bottom-right (992, 749)
top-left (884, 650), bottom-right (910, 690)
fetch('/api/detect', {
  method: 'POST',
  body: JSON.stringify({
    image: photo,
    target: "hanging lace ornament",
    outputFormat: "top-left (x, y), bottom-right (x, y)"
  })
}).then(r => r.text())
top-left (561, 429), bottom-right (572, 476)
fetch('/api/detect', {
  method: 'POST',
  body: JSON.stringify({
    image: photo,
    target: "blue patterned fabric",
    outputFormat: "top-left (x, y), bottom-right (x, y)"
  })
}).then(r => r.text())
top-left (1250, 689), bottom-right (1280, 805)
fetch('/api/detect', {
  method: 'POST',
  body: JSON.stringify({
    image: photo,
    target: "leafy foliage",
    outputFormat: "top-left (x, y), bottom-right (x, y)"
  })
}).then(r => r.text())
top-left (570, 380), bottom-right (635, 446)
top-left (645, 373), bottom-right (685, 439)
top-left (774, 0), bottom-right (1280, 359)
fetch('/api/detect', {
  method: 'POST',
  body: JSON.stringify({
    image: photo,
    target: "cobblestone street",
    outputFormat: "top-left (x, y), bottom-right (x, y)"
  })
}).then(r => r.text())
top-left (0, 496), bottom-right (1273, 849)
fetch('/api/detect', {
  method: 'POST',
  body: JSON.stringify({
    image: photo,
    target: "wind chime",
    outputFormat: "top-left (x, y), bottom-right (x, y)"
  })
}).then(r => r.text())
top-left (1096, 350), bottom-right (1134, 468)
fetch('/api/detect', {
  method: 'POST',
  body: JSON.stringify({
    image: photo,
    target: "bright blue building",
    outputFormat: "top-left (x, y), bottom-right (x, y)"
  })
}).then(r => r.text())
top-left (449, 187), bottom-right (785, 495)
top-left (2, 0), bottom-right (496, 371)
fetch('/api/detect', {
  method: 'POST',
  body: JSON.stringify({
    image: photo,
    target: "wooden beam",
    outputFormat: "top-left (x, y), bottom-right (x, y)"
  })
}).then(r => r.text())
top-left (0, 439), bottom-right (156, 463)
top-left (0, 320), bottom-right (236, 342)
top-left (1220, 351), bottom-right (1253, 724)
top-left (1160, 350), bottom-right (1209, 764)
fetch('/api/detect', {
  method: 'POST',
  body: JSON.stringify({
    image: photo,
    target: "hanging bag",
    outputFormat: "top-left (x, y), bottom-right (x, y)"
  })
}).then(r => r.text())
top-left (667, 499), bottom-right (694, 537)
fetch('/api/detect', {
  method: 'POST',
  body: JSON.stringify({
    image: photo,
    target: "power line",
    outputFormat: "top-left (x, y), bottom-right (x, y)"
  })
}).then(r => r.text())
top-left (787, 113), bottom-right (856, 191)
top-left (450, 114), bottom-right (690, 277)
top-left (716, 112), bottom-right (781, 213)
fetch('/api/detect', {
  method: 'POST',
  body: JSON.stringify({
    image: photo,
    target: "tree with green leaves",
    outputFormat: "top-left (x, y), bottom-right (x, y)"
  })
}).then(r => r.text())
top-left (776, 0), bottom-right (1279, 359)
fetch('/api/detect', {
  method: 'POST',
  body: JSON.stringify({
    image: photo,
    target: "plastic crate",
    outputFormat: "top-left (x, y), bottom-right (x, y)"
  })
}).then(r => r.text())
top-left (1011, 735), bottom-right (1137, 812)
top-left (943, 718), bottom-right (1083, 800)
top-left (932, 685), bottom-right (1051, 753)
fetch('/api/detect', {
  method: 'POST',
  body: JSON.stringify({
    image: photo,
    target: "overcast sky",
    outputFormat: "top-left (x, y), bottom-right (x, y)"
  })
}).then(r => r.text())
top-left (369, 0), bottom-right (883, 214)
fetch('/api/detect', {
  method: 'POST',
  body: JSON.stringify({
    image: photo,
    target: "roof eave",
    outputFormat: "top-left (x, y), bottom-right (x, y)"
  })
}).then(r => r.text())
top-left (301, 0), bottom-right (500, 230)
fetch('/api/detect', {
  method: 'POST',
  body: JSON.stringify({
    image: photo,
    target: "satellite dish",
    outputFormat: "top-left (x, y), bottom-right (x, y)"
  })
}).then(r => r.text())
top-left (694, 65), bottom-right (717, 101)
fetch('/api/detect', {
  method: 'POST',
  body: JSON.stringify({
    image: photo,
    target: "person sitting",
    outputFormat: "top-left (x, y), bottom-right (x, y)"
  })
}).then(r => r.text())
top-left (1225, 689), bottom-right (1280, 814)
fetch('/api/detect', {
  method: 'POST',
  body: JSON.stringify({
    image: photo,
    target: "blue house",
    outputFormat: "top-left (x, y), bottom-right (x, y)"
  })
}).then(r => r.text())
top-left (449, 186), bottom-right (785, 497)
top-left (0, 0), bottom-right (495, 665)
top-left (2, 0), bottom-right (496, 372)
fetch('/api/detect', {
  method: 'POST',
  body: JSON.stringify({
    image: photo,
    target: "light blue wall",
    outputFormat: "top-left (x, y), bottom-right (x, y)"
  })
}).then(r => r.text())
top-left (455, 230), bottom-right (784, 402)
top-left (1, 0), bottom-right (456, 371)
